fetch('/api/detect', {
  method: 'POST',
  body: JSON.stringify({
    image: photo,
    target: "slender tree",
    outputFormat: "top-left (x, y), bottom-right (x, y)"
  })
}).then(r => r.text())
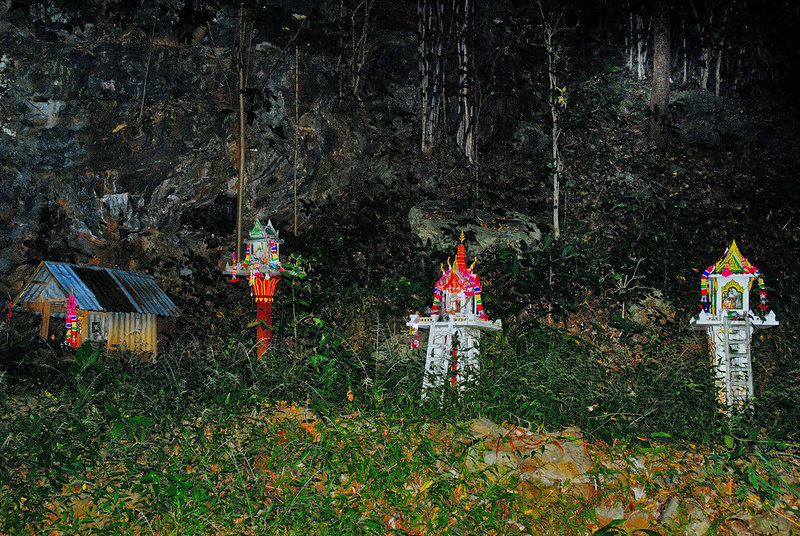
top-left (454, 0), bottom-right (475, 163)
top-left (419, 0), bottom-right (450, 154)
top-left (714, 6), bottom-right (728, 97)
top-left (235, 2), bottom-right (251, 262)
top-left (538, 1), bottom-right (566, 240)
top-left (648, 0), bottom-right (670, 146)
top-left (636, 14), bottom-right (649, 80)
top-left (337, 0), bottom-right (373, 101)
top-left (624, 2), bottom-right (649, 81)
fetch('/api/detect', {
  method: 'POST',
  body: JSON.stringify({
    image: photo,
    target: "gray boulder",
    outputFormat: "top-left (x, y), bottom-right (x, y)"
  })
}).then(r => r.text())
top-left (409, 200), bottom-right (541, 255)
top-left (672, 89), bottom-right (724, 118)
top-left (671, 89), bottom-right (726, 145)
top-left (511, 122), bottom-right (549, 157)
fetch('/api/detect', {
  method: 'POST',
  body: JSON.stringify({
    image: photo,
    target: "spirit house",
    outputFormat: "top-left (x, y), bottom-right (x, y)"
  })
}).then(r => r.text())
top-left (408, 233), bottom-right (502, 397)
top-left (224, 219), bottom-right (284, 358)
top-left (689, 240), bottom-right (778, 410)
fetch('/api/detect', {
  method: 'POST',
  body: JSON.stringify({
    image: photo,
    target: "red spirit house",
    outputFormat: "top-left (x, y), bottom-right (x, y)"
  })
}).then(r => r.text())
top-left (407, 233), bottom-right (502, 398)
top-left (224, 219), bottom-right (284, 358)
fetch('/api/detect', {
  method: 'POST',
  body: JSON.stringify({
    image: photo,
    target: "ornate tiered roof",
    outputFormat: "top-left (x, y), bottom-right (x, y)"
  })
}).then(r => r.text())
top-left (713, 240), bottom-right (758, 275)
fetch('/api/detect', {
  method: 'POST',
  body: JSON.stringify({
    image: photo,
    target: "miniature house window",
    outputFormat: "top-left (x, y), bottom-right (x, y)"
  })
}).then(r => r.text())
top-left (91, 321), bottom-right (101, 340)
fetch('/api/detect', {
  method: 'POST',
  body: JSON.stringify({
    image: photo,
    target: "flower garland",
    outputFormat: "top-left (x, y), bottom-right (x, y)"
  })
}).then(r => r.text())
top-left (699, 263), bottom-right (770, 312)
top-left (65, 292), bottom-right (78, 347)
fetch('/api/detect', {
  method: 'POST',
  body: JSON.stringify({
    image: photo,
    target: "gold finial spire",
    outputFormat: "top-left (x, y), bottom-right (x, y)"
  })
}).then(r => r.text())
top-left (470, 256), bottom-right (477, 271)
top-left (460, 230), bottom-right (465, 243)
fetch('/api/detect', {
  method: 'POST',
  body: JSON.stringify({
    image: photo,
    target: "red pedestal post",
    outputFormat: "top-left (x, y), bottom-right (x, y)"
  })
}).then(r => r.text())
top-left (256, 298), bottom-right (273, 359)
top-left (251, 275), bottom-right (280, 359)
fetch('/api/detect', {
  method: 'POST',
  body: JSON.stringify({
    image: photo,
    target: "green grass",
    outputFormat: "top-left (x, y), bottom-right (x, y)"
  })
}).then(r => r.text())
top-left (2, 249), bottom-right (800, 534)
top-left (2, 314), bottom-right (800, 534)
top-left (0, 344), bottom-right (589, 534)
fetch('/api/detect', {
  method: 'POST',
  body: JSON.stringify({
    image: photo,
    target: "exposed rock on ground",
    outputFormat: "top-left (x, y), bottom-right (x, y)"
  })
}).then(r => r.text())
top-left (627, 289), bottom-right (676, 327)
top-left (466, 418), bottom-right (800, 535)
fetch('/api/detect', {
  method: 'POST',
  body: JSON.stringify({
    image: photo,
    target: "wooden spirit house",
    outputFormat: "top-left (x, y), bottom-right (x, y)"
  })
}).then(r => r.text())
top-left (12, 261), bottom-right (179, 352)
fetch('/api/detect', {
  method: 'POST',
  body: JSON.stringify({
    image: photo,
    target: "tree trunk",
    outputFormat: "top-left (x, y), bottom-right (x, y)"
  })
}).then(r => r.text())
top-left (636, 15), bottom-right (646, 80)
top-left (420, 0), bottom-right (440, 154)
top-left (349, 0), bottom-right (372, 99)
top-left (626, 13), bottom-right (634, 71)
top-left (539, 1), bottom-right (563, 240)
top-left (648, 0), bottom-right (670, 146)
top-left (418, 0), bottom-right (429, 152)
top-left (336, 0), bottom-right (346, 99)
top-left (455, 0), bottom-right (474, 163)
top-left (714, 7), bottom-right (727, 97)
top-left (700, 47), bottom-right (710, 89)
top-left (681, 14), bottom-right (688, 84)
top-left (700, 6), bottom-right (713, 90)
top-left (419, 0), bottom-right (450, 155)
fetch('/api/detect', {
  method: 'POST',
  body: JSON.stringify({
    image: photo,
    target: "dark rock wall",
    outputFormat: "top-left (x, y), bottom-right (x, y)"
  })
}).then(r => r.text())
top-left (0, 9), bottom-right (393, 293)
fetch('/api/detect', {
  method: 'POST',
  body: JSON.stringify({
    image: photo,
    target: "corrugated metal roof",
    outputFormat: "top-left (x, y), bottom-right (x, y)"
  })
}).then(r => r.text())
top-left (14, 262), bottom-right (179, 317)
top-left (111, 269), bottom-right (179, 317)
top-left (14, 264), bottom-right (49, 305)
top-left (72, 266), bottom-right (137, 312)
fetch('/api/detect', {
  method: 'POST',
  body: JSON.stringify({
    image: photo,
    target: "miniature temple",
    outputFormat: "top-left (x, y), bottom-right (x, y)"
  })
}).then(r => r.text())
top-left (408, 233), bottom-right (502, 397)
top-left (689, 240), bottom-right (778, 411)
top-left (224, 219), bottom-right (284, 358)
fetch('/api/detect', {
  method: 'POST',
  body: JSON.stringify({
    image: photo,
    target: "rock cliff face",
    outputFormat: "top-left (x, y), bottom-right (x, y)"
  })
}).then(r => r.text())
top-left (0, 6), bottom-right (419, 292)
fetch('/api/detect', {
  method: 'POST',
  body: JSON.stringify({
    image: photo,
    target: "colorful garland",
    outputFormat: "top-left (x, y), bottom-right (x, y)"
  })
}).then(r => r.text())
top-left (410, 325), bottom-right (420, 348)
top-left (65, 292), bottom-right (78, 347)
top-left (270, 240), bottom-right (278, 263)
top-left (431, 287), bottom-right (442, 314)
top-left (230, 252), bottom-right (239, 283)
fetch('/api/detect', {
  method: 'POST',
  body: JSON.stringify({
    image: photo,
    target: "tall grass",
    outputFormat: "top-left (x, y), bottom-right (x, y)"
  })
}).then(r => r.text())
top-left (2, 295), bottom-right (799, 533)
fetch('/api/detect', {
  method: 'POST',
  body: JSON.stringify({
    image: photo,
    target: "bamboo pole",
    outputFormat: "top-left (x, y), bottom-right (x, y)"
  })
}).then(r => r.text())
top-left (235, 2), bottom-right (246, 262)
top-left (294, 46), bottom-right (299, 236)
top-left (137, 15), bottom-right (157, 131)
